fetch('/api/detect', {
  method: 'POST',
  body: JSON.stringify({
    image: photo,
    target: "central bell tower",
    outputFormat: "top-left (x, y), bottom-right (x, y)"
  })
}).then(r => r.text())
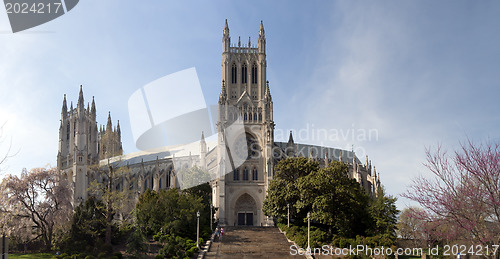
top-left (216, 20), bottom-right (275, 226)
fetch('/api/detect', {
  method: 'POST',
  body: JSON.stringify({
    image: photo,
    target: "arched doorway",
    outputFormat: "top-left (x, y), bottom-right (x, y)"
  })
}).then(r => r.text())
top-left (234, 193), bottom-right (257, 226)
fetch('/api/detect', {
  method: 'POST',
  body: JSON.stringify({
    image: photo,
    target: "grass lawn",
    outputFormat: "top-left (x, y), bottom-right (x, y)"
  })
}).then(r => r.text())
top-left (8, 253), bottom-right (55, 259)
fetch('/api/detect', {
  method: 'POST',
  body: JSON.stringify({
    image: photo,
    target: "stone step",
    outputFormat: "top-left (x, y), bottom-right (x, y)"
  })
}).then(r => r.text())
top-left (204, 226), bottom-right (304, 259)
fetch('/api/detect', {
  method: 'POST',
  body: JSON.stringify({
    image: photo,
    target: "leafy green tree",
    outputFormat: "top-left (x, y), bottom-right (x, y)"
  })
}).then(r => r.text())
top-left (263, 157), bottom-right (320, 222)
top-left (264, 158), bottom-right (398, 240)
top-left (184, 182), bottom-right (211, 207)
top-left (135, 189), bottom-right (161, 235)
top-left (136, 188), bottom-right (207, 238)
top-left (367, 186), bottom-right (399, 237)
top-left (126, 225), bottom-right (147, 258)
top-left (135, 187), bottom-right (210, 258)
top-left (63, 196), bottom-right (107, 253)
top-left (296, 161), bottom-right (371, 237)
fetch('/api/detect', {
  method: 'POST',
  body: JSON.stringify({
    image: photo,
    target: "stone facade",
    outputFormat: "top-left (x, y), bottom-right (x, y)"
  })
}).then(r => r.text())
top-left (57, 86), bottom-right (122, 203)
top-left (57, 20), bottom-right (381, 226)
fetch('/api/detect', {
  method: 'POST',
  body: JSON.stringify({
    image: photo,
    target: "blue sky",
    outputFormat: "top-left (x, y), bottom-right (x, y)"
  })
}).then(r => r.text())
top-left (1, 1), bottom-right (499, 210)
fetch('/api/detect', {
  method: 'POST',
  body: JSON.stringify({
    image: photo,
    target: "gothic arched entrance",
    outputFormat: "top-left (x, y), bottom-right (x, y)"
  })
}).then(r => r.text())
top-left (234, 193), bottom-right (257, 226)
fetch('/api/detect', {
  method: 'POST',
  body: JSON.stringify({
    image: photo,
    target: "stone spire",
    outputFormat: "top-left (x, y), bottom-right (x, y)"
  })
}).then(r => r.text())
top-left (117, 120), bottom-right (121, 136)
top-left (200, 131), bottom-right (207, 169)
top-left (91, 96), bottom-right (96, 116)
top-left (287, 131), bottom-right (294, 145)
top-left (223, 19), bottom-right (230, 53)
top-left (258, 20), bottom-right (266, 53)
top-left (61, 94), bottom-right (67, 118)
top-left (219, 80), bottom-right (227, 104)
top-left (223, 19), bottom-right (229, 36)
top-left (265, 80), bottom-right (271, 100)
top-left (286, 131), bottom-right (295, 157)
top-left (77, 85), bottom-right (84, 110)
top-left (352, 151), bottom-right (357, 171)
top-left (106, 112), bottom-right (112, 132)
top-left (259, 20), bottom-right (265, 37)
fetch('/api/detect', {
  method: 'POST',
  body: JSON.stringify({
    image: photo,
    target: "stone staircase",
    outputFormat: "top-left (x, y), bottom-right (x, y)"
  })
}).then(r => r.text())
top-left (204, 226), bottom-right (304, 258)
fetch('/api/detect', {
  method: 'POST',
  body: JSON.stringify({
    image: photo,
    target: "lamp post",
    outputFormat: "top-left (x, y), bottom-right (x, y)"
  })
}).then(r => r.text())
top-left (307, 212), bottom-right (311, 251)
top-left (196, 210), bottom-right (200, 249)
top-left (210, 204), bottom-right (213, 231)
top-left (287, 204), bottom-right (290, 228)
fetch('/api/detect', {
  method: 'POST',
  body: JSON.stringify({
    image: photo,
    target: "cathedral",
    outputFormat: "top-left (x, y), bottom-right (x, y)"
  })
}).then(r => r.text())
top-left (57, 20), bottom-right (381, 226)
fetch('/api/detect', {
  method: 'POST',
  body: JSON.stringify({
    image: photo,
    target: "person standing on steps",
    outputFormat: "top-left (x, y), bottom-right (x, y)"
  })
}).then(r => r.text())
top-left (220, 227), bottom-right (224, 242)
top-left (215, 227), bottom-right (220, 241)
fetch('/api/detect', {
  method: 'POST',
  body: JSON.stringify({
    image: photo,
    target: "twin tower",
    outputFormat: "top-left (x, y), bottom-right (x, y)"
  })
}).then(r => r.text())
top-left (57, 86), bottom-right (122, 202)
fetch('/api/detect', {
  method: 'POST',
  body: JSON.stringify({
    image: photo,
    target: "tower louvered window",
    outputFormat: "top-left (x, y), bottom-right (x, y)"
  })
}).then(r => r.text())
top-left (243, 167), bottom-right (249, 180)
top-left (251, 64), bottom-right (258, 84)
top-left (231, 64), bottom-right (237, 84)
top-left (233, 168), bottom-right (240, 181)
top-left (252, 167), bottom-right (258, 180)
top-left (241, 64), bottom-right (248, 84)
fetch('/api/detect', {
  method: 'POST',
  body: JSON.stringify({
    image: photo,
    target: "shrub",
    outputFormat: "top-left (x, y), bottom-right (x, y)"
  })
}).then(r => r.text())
top-left (186, 246), bottom-right (198, 257)
top-left (310, 227), bottom-right (330, 247)
top-left (73, 254), bottom-right (88, 259)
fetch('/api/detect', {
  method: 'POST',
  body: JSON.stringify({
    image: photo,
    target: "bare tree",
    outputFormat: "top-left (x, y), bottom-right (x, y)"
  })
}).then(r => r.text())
top-left (0, 122), bottom-right (15, 174)
top-left (2, 167), bottom-right (72, 251)
top-left (88, 160), bottom-right (134, 246)
top-left (403, 139), bottom-right (500, 246)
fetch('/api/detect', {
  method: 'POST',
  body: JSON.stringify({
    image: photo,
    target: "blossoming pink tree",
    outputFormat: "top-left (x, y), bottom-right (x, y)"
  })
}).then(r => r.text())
top-left (403, 139), bottom-right (500, 246)
top-left (2, 167), bottom-right (72, 251)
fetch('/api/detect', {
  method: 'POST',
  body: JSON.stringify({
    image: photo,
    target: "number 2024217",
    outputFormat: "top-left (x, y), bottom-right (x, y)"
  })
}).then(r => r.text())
top-left (442, 244), bottom-right (499, 256)
top-left (5, 2), bottom-right (63, 14)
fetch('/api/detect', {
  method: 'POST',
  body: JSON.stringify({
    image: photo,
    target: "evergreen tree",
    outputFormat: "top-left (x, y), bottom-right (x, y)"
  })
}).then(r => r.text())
top-left (368, 186), bottom-right (399, 237)
top-left (64, 196), bottom-right (107, 253)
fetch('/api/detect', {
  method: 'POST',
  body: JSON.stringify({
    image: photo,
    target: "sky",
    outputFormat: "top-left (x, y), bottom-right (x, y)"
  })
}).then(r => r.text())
top-left (0, 1), bottom-right (499, 210)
